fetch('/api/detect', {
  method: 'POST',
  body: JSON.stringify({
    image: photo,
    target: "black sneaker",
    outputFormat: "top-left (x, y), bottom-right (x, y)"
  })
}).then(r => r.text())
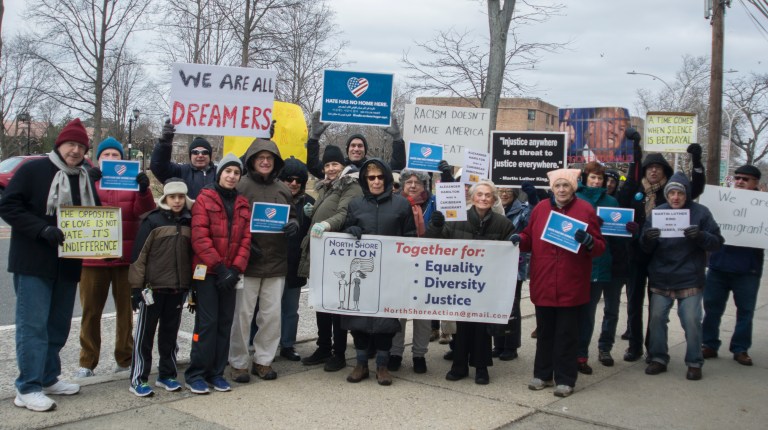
top-left (387, 355), bottom-right (402, 371)
top-left (443, 350), bottom-right (454, 361)
top-left (491, 348), bottom-right (502, 358)
top-left (577, 361), bottom-right (593, 375)
top-left (475, 367), bottom-right (489, 385)
top-left (598, 350), bottom-right (614, 367)
top-left (499, 350), bottom-right (518, 361)
top-left (645, 361), bottom-right (667, 375)
top-left (302, 348), bottom-right (332, 366)
top-left (412, 357), bottom-right (427, 374)
top-left (280, 347), bottom-right (301, 362)
top-left (620, 330), bottom-right (630, 340)
top-left (323, 354), bottom-right (347, 372)
top-left (623, 349), bottom-right (642, 362)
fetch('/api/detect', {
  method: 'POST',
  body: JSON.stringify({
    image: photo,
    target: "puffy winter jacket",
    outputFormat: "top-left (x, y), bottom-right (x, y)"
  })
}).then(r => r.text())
top-left (150, 140), bottom-right (215, 199)
top-left (129, 208), bottom-right (192, 291)
top-left (191, 186), bottom-right (251, 275)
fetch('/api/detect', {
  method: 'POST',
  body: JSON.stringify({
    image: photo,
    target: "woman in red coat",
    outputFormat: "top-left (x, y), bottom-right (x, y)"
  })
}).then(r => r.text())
top-left (511, 168), bottom-right (605, 397)
top-left (184, 153), bottom-right (251, 394)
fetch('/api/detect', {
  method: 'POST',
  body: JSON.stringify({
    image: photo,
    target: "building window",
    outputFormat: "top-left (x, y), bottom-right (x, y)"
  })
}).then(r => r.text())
top-left (527, 109), bottom-right (536, 121)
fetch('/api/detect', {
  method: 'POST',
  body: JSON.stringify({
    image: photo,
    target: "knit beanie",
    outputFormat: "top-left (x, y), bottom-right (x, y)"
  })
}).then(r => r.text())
top-left (547, 168), bottom-right (581, 191)
top-left (604, 169), bottom-right (621, 183)
top-left (189, 137), bottom-right (213, 157)
top-left (735, 164), bottom-right (761, 180)
top-left (55, 118), bottom-right (90, 149)
top-left (159, 178), bottom-right (194, 210)
top-left (217, 152), bottom-right (243, 182)
top-left (664, 180), bottom-right (686, 196)
top-left (322, 145), bottom-right (345, 166)
top-left (345, 134), bottom-right (368, 155)
top-left (96, 137), bottom-right (124, 159)
top-left (279, 156), bottom-right (309, 184)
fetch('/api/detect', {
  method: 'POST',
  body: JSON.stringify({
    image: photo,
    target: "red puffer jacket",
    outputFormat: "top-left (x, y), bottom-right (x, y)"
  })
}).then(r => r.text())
top-left (83, 182), bottom-right (156, 267)
top-left (192, 187), bottom-right (251, 274)
top-left (519, 197), bottom-right (605, 307)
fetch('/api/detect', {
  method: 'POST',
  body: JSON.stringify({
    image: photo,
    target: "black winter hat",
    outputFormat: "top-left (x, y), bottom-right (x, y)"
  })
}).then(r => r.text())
top-left (216, 153), bottom-right (243, 182)
top-left (322, 145), bottom-right (345, 166)
top-left (735, 164), bottom-right (761, 180)
top-left (604, 169), bottom-right (621, 183)
top-left (345, 134), bottom-right (368, 155)
top-left (279, 156), bottom-right (309, 185)
top-left (641, 153), bottom-right (673, 180)
top-left (189, 137), bottom-right (213, 157)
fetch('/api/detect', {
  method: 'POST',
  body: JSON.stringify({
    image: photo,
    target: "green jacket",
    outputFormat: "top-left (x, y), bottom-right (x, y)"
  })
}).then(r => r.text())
top-left (576, 184), bottom-right (618, 283)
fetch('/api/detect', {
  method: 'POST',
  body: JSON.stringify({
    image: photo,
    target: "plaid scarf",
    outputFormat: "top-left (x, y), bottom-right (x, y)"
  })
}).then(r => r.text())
top-left (641, 176), bottom-right (667, 217)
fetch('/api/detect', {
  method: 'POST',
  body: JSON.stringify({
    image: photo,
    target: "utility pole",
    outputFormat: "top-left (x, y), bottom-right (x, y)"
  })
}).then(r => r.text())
top-left (706, 0), bottom-right (727, 185)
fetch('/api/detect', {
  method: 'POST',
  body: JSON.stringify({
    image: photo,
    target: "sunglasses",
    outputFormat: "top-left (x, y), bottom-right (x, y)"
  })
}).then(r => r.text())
top-left (191, 149), bottom-right (210, 156)
top-left (283, 176), bottom-right (302, 184)
top-left (734, 175), bottom-right (755, 182)
top-left (366, 175), bottom-right (385, 181)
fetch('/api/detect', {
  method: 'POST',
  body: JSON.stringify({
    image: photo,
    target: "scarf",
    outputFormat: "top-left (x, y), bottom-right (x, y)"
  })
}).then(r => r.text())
top-left (641, 176), bottom-right (667, 217)
top-left (46, 151), bottom-right (97, 215)
top-left (406, 191), bottom-right (428, 237)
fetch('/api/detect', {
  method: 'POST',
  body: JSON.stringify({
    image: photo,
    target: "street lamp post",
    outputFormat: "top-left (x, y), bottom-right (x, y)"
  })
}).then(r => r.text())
top-left (722, 104), bottom-right (751, 185)
top-left (128, 108), bottom-right (140, 160)
top-left (17, 112), bottom-right (31, 155)
top-left (626, 71), bottom-right (673, 93)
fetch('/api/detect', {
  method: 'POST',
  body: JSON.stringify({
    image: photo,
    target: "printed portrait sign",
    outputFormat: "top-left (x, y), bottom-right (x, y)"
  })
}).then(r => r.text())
top-left (558, 107), bottom-right (633, 164)
top-left (57, 206), bottom-right (122, 259)
top-left (644, 112), bottom-right (697, 154)
top-left (169, 63), bottom-right (276, 138)
top-left (99, 160), bottom-right (140, 191)
top-left (540, 211), bottom-right (588, 253)
top-left (321, 70), bottom-right (394, 126)
top-left (435, 182), bottom-right (467, 222)
top-left (699, 185), bottom-right (768, 249)
top-left (490, 131), bottom-right (567, 189)
top-left (652, 209), bottom-right (690, 238)
top-left (250, 202), bottom-right (290, 233)
top-left (406, 141), bottom-right (443, 172)
top-left (597, 207), bottom-right (635, 237)
top-left (309, 233), bottom-right (519, 324)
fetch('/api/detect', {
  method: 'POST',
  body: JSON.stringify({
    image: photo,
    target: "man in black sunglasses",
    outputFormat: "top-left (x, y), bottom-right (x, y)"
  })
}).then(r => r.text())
top-left (150, 120), bottom-right (216, 199)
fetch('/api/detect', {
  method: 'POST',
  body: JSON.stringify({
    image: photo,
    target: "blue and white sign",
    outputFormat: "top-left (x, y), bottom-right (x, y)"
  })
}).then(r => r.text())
top-left (597, 207), bottom-right (634, 237)
top-left (250, 202), bottom-right (290, 233)
top-left (540, 211), bottom-right (588, 253)
top-left (321, 70), bottom-right (394, 126)
top-left (406, 141), bottom-right (443, 172)
top-left (99, 160), bottom-right (140, 191)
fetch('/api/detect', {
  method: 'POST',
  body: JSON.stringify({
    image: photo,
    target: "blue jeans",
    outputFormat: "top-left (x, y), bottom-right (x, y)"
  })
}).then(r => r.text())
top-left (597, 278), bottom-right (623, 352)
top-left (702, 268), bottom-right (760, 354)
top-left (648, 292), bottom-right (704, 368)
top-left (578, 281), bottom-right (622, 359)
top-left (14, 274), bottom-right (78, 394)
top-left (280, 287), bottom-right (301, 349)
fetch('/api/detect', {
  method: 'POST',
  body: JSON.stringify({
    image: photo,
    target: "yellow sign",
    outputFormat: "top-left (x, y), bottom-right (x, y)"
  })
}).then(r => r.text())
top-left (57, 206), bottom-right (122, 259)
top-left (644, 112), bottom-right (697, 153)
top-left (224, 101), bottom-right (308, 162)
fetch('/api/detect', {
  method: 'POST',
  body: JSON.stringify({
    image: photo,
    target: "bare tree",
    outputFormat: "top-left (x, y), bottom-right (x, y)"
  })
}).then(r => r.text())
top-left (634, 55), bottom-right (711, 117)
top-left (724, 73), bottom-right (768, 165)
top-left (156, 0), bottom-right (237, 66)
top-left (103, 51), bottom-right (160, 142)
top-left (214, 0), bottom-right (295, 67)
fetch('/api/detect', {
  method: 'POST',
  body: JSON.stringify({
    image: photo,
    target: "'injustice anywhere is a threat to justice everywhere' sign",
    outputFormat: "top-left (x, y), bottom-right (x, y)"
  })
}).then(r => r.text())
top-left (309, 233), bottom-right (519, 324)
top-left (491, 131), bottom-right (567, 188)
top-left (57, 206), bottom-right (122, 259)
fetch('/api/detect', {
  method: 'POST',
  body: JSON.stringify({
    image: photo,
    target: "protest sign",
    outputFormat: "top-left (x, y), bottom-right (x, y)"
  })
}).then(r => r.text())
top-left (461, 149), bottom-right (489, 184)
top-left (250, 202), bottom-right (290, 233)
top-left (99, 160), bottom-right (140, 191)
top-left (643, 112), bottom-right (697, 153)
top-left (309, 233), bottom-right (519, 324)
top-left (403, 104), bottom-right (490, 166)
top-left (435, 182), bottom-right (467, 222)
top-left (540, 211), bottom-right (587, 253)
top-left (406, 141), bottom-right (443, 172)
top-left (597, 207), bottom-right (634, 237)
top-left (558, 107), bottom-right (633, 163)
top-left (169, 63), bottom-right (276, 138)
top-left (652, 209), bottom-right (690, 238)
top-left (490, 131), bottom-right (566, 189)
top-left (699, 185), bottom-right (768, 249)
top-left (321, 70), bottom-right (393, 126)
top-left (224, 101), bottom-right (308, 162)
top-left (57, 206), bottom-right (122, 259)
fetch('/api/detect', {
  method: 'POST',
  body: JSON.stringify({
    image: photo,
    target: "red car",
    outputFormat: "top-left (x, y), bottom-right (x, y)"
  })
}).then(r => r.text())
top-left (0, 155), bottom-right (93, 198)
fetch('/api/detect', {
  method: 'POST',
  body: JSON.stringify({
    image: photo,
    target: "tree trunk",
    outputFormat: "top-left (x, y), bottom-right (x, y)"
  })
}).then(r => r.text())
top-left (483, 0), bottom-right (516, 140)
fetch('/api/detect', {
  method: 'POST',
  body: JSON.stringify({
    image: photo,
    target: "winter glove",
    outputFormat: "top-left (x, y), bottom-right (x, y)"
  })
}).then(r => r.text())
top-left (215, 265), bottom-right (240, 291)
top-left (136, 172), bottom-right (150, 194)
top-left (438, 160), bottom-right (453, 182)
top-left (282, 220), bottom-right (299, 237)
top-left (383, 117), bottom-right (402, 141)
top-left (687, 143), bottom-right (703, 167)
top-left (187, 290), bottom-right (197, 314)
top-left (430, 210), bottom-right (445, 228)
top-left (309, 111), bottom-right (329, 140)
top-left (269, 119), bottom-right (277, 138)
top-left (311, 221), bottom-right (330, 238)
top-left (521, 182), bottom-right (538, 204)
top-left (508, 234), bottom-right (521, 245)
top-left (159, 119), bottom-right (175, 144)
top-left (303, 202), bottom-right (314, 217)
top-left (574, 229), bottom-right (594, 250)
top-left (131, 290), bottom-right (143, 311)
top-left (626, 221), bottom-right (640, 234)
top-left (39, 226), bottom-right (65, 247)
top-left (625, 127), bottom-right (642, 145)
top-left (683, 225), bottom-right (700, 240)
top-left (88, 167), bottom-right (102, 183)
top-left (644, 227), bottom-right (661, 242)
top-left (344, 225), bottom-right (364, 240)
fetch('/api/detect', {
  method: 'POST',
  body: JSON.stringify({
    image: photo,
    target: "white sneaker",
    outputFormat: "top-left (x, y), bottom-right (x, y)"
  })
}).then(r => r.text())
top-left (14, 391), bottom-right (56, 412)
top-left (554, 384), bottom-right (574, 397)
top-left (75, 367), bottom-right (94, 378)
top-left (43, 380), bottom-right (80, 395)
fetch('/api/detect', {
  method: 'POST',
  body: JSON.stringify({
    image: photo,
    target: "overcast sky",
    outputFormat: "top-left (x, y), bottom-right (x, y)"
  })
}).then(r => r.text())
top-left (4, 0), bottom-right (767, 117)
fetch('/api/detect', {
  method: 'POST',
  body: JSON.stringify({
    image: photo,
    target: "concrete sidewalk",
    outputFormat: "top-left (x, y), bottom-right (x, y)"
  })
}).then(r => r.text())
top-left (0, 280), bottom-right (765, 430)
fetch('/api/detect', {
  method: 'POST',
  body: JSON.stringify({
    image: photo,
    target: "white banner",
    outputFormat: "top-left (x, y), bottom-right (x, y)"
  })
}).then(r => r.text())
top-left (699, 185), bottom-right (768, 249)
top-left (403, 104), bottom-right (490, 166)
top-left (309, 233), bottom-right (519, 324)
top-left (652, 209), bottom-right (690, 238)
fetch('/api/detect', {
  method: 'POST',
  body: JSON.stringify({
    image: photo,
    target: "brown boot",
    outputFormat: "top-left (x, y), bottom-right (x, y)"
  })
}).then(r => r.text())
top-left (376, 366), bottom-right (392, 386)
top-left (346, 364), bottom-right (369, 383)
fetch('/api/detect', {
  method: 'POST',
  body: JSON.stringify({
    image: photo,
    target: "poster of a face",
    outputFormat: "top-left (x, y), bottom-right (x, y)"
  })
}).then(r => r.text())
top-left (559, 107), bottom-right (632, 164)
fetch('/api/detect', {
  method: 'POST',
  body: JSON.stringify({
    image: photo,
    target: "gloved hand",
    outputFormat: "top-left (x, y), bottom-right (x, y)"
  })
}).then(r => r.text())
top-left (687, 143), bottom-right (703, 166)
top-left (136, 172), bottom-right (150, 194)
top-left (309, 111), bottom-right (329, 140)
top-left (625, 127), bottom-right (642, 144)
top-left (644, 227), bottom-right (661, 242)
top-left (282, 220), bottom-right (299, 237)
top-left (383, 117), bottom-right (402, 141)
top-left (438, 160), bottom-right (453, 182)
top-left (430, 211), bottom-right (445, 228)
top-left (311, 221), bottom-right (330, 238)
top-left (508, 234), bottom-right (521, 245)
top-left (303, 202), bottom-right (314, 217)
top-left (597, 217), bottom-right (604, 227)
top-left (131, 290), bottom-right (143, 311)
top-left (521, 182), bottom-right (538, 204)
top-left (187, 290), bottom-right (197, 314)
top-left (683, 225), bottom-right (700, 240)
top-left (626, 221), bottom-right (640, 234)
top-left (345, 225), bottom-right (364, 240)
top-left (215, 265), bottom-right (240, 291)
top-left (159, 119), bottom-right (175, 144)
top-left (250, 242), bottom-right (263, 260)
top-left (88, 167), bottom-right (102, 183)
top-left (574, 229), bottom-right (594, 250)
top-left (39, 226), bottom-right (65, 247)
top-left (269, 120), bottom-right (277, 138)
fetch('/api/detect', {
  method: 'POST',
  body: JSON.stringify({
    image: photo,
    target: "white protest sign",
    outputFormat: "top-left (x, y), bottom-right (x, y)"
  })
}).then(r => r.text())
top-left (461, 149), bottom-right (489, 184)
top-left (698, 185), bottom-right (768, 249)
top-left (170, 63), bottom-right (276, 138)
top-left (403, 104), bottom-right (490, 166)
top-left (57, 206), bottom-right (122, 259)
top-left (309, 233), bottom-right (519, 324)
top-left (435, 182), bottom-right (467, 222)
top-left (652, 209), bottom-right (690, 238)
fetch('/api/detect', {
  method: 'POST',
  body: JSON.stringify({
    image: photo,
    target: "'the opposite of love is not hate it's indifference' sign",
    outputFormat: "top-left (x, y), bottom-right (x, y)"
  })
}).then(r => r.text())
top-left (403, 104), bottom-right (491, 166)
top-left (540, 211), bottom-right (588, 253)
top-left (698, 185), bottom-right (768, 249)
top-left (250, 203), bottom-right (290, 233)
top-left (643, 112), bottom-right (697, 153)
top-left (170, 63), bottom-right (276, 138)
top-left (435, 182), bottom-right (467, 222)
top-left (651, 209), bottom-right (690, 238)
top-left (99, 160), bottom-right (140, 191)
top-left (309, 233), bottom-right (519, 324)
top-left (406, 141), bottom-right (443, 172)
top-left (597, 207), bottom-right (634, 237)
top-left (461, 149), bottom-right (490, 184)
top-left (321, 70), bottom-right (393, 126)
top-left (57, 206), bottom-right (122, 259)
top-left (490, 131), bottom-right (567, 189)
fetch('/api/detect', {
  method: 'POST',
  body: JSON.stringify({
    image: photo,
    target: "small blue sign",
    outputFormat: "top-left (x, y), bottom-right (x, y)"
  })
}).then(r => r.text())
top-left (250, 202), bottom-right (290, 233)
top-left (540, 211), bottom-right (588, 253)
top-left (597, 207), bottom-right (635, 237)
top-left (99, 160), bottom-right (140, 191)
top-left (321, 70), bottom-right (393, 126)
top-left (406, 141), bottom-right (443, 172)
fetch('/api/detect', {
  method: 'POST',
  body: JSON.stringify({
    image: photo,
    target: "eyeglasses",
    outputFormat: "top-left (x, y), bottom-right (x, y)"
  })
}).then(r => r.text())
top-left (191, 149), bottom-right (210, 156)
top-left (403, 180), bottom-right (423, 187)
top-left (366, 175), bottom-right (385, 181)
top-left (734, 175), bottom-right (755, 182)
top-left (256, 155), bottom-right (274, 162)
top-left (283, 176), bottom-right (301, 184)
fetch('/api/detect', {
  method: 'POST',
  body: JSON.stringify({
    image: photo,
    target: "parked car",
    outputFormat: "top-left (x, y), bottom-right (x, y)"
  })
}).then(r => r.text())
top-left (0, 155), bottom-right (93, 198)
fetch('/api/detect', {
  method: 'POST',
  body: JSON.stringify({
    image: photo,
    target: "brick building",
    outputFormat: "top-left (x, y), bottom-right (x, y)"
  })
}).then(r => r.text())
top-left (414, 97), bottom-right (559, 132)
